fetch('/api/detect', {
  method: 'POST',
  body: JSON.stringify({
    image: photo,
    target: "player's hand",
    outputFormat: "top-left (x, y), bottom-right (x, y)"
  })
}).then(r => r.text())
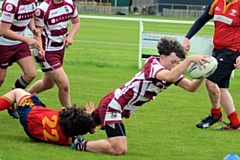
top-left (188, 55), bottom-right (211, 70)
top-left (32, 28), bottom-right (41, 37)
top-left (182, 38), bottom-right (190, 54)
top-left (234, 56), bottom-right (240, 69)
top-left (85, 102), bottom-right (95, 114)
top-left (63, 36), bottom-right (73, 48)
top-left (26, 38), bottom-right (41, 50)
top-left (37, 49), bottom-right (45, 59)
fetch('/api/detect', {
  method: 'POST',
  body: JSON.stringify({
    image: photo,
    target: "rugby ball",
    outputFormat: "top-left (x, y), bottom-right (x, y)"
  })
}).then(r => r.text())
top-left (188, 57), bottom-right (218, 79)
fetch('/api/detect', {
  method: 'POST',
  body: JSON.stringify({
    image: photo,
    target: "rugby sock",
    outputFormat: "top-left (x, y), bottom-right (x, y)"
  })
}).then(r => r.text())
top-left (12, 76), bottom-right (29, 90)
top-left (227, 111), bottom-right (240, 127)
top-left (0, 97), bottom-right (12, 111)
top-left (210, 107), bottom-right (221, 117)
top-left (76, 140), bottom-right (88, 151)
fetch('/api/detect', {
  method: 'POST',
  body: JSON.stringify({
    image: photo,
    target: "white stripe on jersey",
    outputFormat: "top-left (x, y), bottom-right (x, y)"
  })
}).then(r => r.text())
top-left (18, 3), bottom-right (35, 14)
top-left (104, 112), bottom-right (122, 123)
top-left (48, 6), bottom-right (74, 19)
top-left (1, 11), bottom-right (14, 23)
top-left (108, 94), bottom-right (123, 112)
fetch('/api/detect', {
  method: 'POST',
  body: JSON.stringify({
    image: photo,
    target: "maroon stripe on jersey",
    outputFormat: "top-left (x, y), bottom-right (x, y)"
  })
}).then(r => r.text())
top-left (0, 20), bottom-right (12, 24)
top-left (128, 80), bottom-right (143, 104)
top-left (132, 100), bottom-right (149, 106)
top-left (51, 42), bottom-right (63, 47)
top-left (50, 28), bottom-right (67, 37)
top-left (10, 25), bottom-right (26, 32)
top-left (2, 3), bottom-right (16, 14)
top-left (15, 12), bottom-right (34, 21)
top-left (116, 87), bottom-right (135, 108)
top-left (174, 76), bottom-right (184, 85)
top-left (144, 91), bottom-right (156, 100)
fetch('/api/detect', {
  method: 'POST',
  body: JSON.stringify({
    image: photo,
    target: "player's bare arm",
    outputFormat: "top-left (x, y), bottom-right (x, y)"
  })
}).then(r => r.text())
top-left (177, 78), bottom-right (204, 92)
top-left (64, 17), bottom-right (80, 46)
top-left (33, 27), bottom-right (45, 59)
top-left (0, 22), bottom-right (41, 50)
top-left (156, 55), bottom-right (208, 82)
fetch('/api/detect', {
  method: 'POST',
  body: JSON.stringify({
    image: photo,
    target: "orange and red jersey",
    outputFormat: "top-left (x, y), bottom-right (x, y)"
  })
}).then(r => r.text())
top-left (18, 94), bottom-right (72, 146)
top-left (186, 0), bottom-right (240, 52)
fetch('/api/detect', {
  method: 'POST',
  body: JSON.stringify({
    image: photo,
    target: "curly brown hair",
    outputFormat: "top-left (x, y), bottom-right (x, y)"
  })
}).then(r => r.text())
top-left (58, 106), bottom-right (94, 137)
top-left (157, 37), bottom-right (185, 59)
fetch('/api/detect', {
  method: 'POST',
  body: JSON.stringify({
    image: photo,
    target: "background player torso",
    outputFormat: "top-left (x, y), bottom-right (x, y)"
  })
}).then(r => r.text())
top-left (34, 0), bottom-right (78, 51)
top-left (0, 0), bottom-right (37, 45)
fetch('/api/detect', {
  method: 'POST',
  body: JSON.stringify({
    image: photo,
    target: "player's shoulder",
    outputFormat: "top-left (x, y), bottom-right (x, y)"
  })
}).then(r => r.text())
top-left (3, 0), bottom-right (19, 8)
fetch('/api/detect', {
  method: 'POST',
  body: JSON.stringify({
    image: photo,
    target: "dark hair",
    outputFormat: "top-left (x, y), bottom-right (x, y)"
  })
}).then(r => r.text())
top-left (58, 106), bottom-right (94, 137)
top-left (157, 37), bottom-right (185, 59)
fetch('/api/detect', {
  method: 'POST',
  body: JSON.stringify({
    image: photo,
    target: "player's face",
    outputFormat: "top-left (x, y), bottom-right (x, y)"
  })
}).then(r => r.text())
top-left (160, 52), bottom-right (181, 70)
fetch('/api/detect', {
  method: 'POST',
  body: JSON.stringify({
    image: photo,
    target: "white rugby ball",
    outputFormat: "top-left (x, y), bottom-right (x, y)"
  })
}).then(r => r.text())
top-left (188, 57), bottom-right (218, 79)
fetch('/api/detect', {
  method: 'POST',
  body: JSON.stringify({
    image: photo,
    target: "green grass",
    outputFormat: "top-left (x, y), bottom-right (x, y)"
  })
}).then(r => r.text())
top-left (0, 14), bottom-right (238, 160)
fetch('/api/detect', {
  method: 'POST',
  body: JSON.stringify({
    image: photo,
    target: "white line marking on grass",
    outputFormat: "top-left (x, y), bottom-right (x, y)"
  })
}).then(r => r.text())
top-left (73, 40), bottom-right (138, 46)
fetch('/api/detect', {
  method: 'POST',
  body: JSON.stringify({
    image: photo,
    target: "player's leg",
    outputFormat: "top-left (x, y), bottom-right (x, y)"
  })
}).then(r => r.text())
top-left (14, 56), bottom-right (36, 89)
top-left (74, 99), bottom-right (127, 155)
top-left (14, 43), bottom-right (36, 89)
top-left (196, 50), bottom-right (228, 128)
top-left (217, 88), bottom-right (240, 130)
top-left (9, 44), bottom-right (36, 118)
top-left (0, 45), bottom-right (12, 88)
top-left (45, 67), bottom-right (71, 107)
top-left (0, 89), bottom-right (30, 111)
top-left (0, 68), bottom-right (7, 87)
top-left (75, 123), bottom-right (127, 155)
top-left (220, 88), bottom-right (235, 114)
top-left (27, 73), bottom-right (55, 93)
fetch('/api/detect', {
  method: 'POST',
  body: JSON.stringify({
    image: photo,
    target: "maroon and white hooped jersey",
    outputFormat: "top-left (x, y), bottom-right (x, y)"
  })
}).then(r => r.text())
top-left (34, 0), bottom-right (78, 51)
top-left (0, 0), bottom-right (37, 46)
top-left (93, 56), bottom-right (185, 128)
top-left (109, 56), bottom-right (184, 112)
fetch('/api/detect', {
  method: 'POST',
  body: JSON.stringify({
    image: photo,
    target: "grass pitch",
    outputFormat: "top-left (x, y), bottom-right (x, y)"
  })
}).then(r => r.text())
top-left (0, 13), bottom-right (239, 160)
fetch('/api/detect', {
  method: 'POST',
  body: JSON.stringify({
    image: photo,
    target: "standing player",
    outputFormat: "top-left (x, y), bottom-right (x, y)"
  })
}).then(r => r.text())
top-left (27, 0), bottom-right (80, 107)
top-left (182, 0), bottom-right (240, 130)
top-left (72, 37), bottom-right (210, 155)
top-left (0, 0), bottom-right (44, 118)
top-left (0, 88), bottom-right (96, 145)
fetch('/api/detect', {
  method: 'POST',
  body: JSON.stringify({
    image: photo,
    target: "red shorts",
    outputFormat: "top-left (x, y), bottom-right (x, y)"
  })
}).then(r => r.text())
top-left (94, 92), bottom-right (124, 129)
top-left (34, 48), bottom-right (65, 72)
top-left (0, 42), bottom-right (32, 69)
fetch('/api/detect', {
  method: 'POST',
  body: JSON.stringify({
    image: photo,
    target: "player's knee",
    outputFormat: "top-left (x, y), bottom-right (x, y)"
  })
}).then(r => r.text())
top-left (59, 84), bottom-right (70, 92)
top-left (205, 80), bottom-right (218, 91)
top-left (26, 72), bottom-right (37, 81)
top-left (114, 146), bottom-right (127, 155)
top-left (44, 82), bottom-right (55, 90)
top-left (109, 143), bottom-right (127, 155)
